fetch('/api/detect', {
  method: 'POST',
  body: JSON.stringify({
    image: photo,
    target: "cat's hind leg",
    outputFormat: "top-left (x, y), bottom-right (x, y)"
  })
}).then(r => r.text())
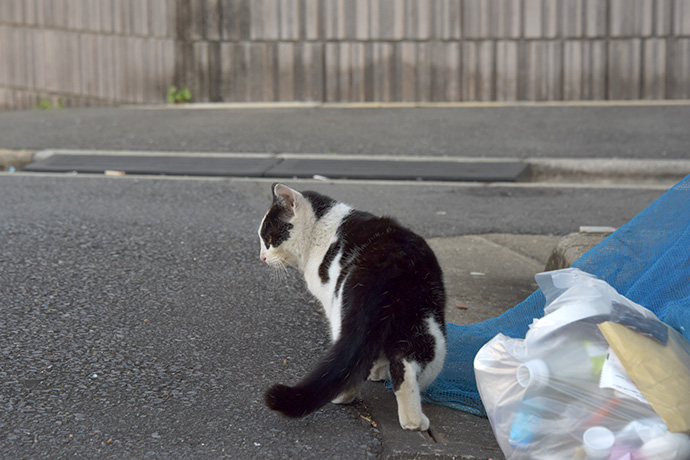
top-left (331, 381), bottom-right (363, 405)
top-left (368, 356), bottom-right (390, 382)
top-left (390, 358), bottom-right (429, 431)
top-left (417, 317), bottom-right (446, 391)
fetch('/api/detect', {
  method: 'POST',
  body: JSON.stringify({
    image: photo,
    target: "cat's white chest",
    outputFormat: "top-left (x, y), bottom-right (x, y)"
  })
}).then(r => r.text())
top-left (304, 249), bottom-right (344, 342)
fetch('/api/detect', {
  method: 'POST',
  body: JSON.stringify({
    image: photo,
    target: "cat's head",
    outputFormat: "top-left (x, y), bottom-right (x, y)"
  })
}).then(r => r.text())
top-left (258, 183), bottom-right (316, 269)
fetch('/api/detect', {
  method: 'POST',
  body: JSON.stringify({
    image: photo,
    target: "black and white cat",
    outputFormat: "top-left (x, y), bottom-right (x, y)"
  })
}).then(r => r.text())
top-left (258, 183), bottom-right (446, 431)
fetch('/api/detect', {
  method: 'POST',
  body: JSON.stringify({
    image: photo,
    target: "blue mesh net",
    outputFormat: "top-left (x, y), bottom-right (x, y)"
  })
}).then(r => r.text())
top-left (426, 175), bottom-right (690, 416)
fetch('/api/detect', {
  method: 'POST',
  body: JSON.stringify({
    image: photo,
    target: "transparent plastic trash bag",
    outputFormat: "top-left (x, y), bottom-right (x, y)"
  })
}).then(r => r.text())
top-left (475, 268), bottom-right (690, 460)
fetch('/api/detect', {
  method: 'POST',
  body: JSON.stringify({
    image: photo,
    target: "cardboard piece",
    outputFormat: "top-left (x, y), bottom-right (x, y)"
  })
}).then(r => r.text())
top-left (598, 321), bottom-right (690, 433)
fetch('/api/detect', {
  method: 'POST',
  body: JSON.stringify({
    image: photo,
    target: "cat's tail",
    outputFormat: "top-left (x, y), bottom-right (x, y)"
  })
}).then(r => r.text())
top-left (264, 290), bottom-right (385, 418)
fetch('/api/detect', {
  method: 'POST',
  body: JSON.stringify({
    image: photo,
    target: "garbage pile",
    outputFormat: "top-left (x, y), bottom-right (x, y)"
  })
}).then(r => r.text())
top-left (425, 175), bottom-right (690, 421)
top-left (475, 269), bottom-right (690, 460)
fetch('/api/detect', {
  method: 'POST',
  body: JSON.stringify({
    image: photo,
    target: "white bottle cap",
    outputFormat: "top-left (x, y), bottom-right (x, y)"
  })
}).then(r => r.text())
top-left (516, 359), bottom-right (550, 390)
top-left (583, 426), bottom-right (615, 459)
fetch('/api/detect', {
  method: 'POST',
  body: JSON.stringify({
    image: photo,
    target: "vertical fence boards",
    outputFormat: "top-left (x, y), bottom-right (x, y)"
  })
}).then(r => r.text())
top-left (609, 39), bottom-right (642, 99)
top-left (670, 38), bottom-right (690, 99)
top-left (0, 0), bottom-right (176, 108)
top-left (496, 41), bottom-right (518, 101)
top-left (1, 0), bottom-right (690, 108)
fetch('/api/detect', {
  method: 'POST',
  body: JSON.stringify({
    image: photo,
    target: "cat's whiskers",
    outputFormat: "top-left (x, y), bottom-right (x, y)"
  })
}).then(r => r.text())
top-left (267, 256), bottom-right (290, 284)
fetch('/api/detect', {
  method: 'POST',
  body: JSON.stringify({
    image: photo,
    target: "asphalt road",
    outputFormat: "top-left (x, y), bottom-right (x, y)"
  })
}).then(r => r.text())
top-left (2, 103), bottom-right (689, 159)
top-left (0, 174), bottom-right (667, 459)
top-left (1, 102), bottom-right (685, 458)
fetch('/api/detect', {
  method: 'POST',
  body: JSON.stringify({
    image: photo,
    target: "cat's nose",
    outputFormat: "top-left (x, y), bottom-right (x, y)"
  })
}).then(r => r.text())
top-left (260, 254), bottom-right (266, 262)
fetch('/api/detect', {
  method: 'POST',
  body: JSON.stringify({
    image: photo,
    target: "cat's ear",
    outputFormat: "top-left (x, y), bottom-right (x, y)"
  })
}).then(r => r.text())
top-left (272, 183), bottom-right (302, 215)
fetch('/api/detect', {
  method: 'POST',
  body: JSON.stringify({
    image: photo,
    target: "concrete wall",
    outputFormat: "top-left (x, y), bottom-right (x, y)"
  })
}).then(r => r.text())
top-left (1, 0), bottom-right (690, 109)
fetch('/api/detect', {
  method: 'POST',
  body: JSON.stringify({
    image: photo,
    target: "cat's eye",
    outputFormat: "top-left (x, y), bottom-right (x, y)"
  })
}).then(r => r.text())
top-left (268, 236), bottom-right (273, 245)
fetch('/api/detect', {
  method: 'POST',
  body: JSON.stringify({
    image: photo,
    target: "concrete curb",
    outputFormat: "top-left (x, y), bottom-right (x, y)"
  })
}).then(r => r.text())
top-left (545, 227), bottom-right (616, 271)
top-left (22, 151), bottom-right (530, 182)
top-left (529, 157), bottom-right (690, 184)
top-left (3, 149), bottom-right (689, 186)
top-left (0, 149), bottom-right (34, 171)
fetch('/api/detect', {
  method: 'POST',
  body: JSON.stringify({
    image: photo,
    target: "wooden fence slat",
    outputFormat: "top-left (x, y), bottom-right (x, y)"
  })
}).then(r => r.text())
top-left (353, 0), bottom-right (368, 40)
top-left (279, 0), bottom-right (299, 40)
top-left (669, 38), bottom-right (690, 98)
top-left (431, 0), bottom-right (460, 40)
top-left (429, 41), bottom-right (460, 101)
top-left (102, 34), bottom-right (116, 101)
top-left (100, 0), bottom-right (114, 33)
top-left (496, 0), bottom-right (521, 39)
top-left (24, 0), bottom-right (36, 26)
top-left (300, 42), bottom-right (323, 101)
top-left (675, 0), bottom-right (690, 36)
top-left (642, 38), bottom-right (666, 98)
top-left (277, 42), bottom-right (295, 100)
top-left (562, 0), bottom-right (584, 38)
top-left (371, 41), bottom-right (392, 101)
top-left (462, 0), bottom-right (488, 39)
top-left (610, 0), bottom-right (654, 38)
top-left (303, 0), bottom-right (320, 40)
top-left (223, 42), bottom-right (248, 101)
top-left (338, 42), bottom-right (351, 100)
top-left (206, 0), bottom-right (221, 40)
top-left (496, 40), bottom-right (518, 101)
top-left (608, 39), bottom-right (642, 99)
top-left (399, 42), bottom-right (415, 101)
top-left (523, 0), bottom-right (543, 38)
top-left (564, 39), bottom-right (607, 100)
top-left (80, 33), bottom-right (93, 97)
top-left (525, 40), bottom-right (562, 100)
top-left (462, 40), bottom-right (493, 101)
top-left (584, 0), bottom-right (607, 37)
top-left (265, 42), bottom-right (278, 101)
top-left (0, 27), bottom-right (11, 86)
top-left (149, 0), bottom-right (165, 37)
top-left (563, 40), bottom-right (583, 100)
top-left (654, 0), bottom-right (671, 36)
top-left (132, 0), bottom-right (150, 36)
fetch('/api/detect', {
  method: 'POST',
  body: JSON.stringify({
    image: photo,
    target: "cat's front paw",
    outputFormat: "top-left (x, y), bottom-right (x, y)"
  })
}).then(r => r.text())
top-left (400, 413), bottom-right (430, 431)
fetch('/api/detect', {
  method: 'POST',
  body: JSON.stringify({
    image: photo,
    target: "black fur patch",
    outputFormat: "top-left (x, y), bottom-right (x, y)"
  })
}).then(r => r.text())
top-left (318, 240), bottom-right (341, 283)
top-left (260, 204), bottom-right (293, 248)
top-left (389, 358), bottom-right (405, 392)
top-left (302, 190), bottom-right (337, 220)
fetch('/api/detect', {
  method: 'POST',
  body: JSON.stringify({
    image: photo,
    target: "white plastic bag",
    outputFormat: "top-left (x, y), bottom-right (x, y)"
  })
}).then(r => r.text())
top-left (475, 268), bottom-right (690, 460)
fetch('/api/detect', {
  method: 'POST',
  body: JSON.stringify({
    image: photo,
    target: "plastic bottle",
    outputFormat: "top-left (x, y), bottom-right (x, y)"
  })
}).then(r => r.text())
top-left (582, 426), bottom-right (615, 460)
top-left (508, 396), bottom-right (569, 448)
top-left (509, 398), bottom-right (543, 447)
top-left (516, 359), bottom-right (550, 391)
top-left (516, 340), bottom-right (607, 393)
